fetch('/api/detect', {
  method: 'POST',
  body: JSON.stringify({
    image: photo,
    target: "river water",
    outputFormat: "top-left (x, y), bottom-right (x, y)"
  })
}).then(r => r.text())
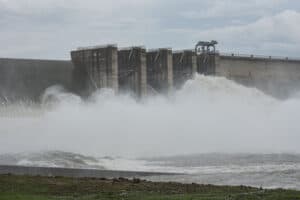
top-left (0, 151), bottom-right (300, 190)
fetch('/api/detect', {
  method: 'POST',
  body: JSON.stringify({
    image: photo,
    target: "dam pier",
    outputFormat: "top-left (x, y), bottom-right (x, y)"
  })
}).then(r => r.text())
top-left (1, 41), bottom-right (300, 101)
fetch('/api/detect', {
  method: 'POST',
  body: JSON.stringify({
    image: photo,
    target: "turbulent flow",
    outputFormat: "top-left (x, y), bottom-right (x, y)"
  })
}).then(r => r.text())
top-left (0, 151), bottom-right (300, 190)
top-left (0, 74), bottom-right (299, 156)
top-left (0, 74), bottom-right (300, 189)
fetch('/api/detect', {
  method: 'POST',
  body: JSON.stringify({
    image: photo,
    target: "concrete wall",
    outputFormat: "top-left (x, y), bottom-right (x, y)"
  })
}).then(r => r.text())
top-left (71, 45), bottom-right (119, 97)
top-left (173, 50), bottom-right (196, 89)
top-left (118, 47), bottom-right (147, 97)
top-left (197, 53), bottom-right (217, 75)
top-left (0, 58), bottom-right (73, 101)
top-left (147, 49), bottom-right (173, 93)
top-left (3, 45), bottom-right (300, 101)
top-left (216, 55), bottom-right (300, 98)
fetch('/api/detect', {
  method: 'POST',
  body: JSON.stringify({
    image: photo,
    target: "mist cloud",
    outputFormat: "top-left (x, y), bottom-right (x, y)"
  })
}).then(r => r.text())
top-left (0, 75), bottom-right (299, 158)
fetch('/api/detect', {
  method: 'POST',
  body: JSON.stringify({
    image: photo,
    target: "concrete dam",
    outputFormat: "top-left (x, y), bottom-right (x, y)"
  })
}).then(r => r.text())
top-left (1, 42), bottom-right (300, 101)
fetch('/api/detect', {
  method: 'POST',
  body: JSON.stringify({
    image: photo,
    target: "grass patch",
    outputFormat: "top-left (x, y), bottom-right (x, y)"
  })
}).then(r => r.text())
top-left (0, 174), bottom-right (299, 200)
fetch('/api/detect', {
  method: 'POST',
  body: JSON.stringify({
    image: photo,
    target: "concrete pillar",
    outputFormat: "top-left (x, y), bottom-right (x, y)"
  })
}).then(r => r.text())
top-left (71, 45), bottom-right (119, 97)
top-left (140, 49), bottom-right (147, 97)
top-left (191, 52), bottom-right (197, 75)
top-left (71, 50), bottom-right (88, 96)
top-left (214, 53), bottom-right (221, 76)
top-left (118, 47), bottom-right (147, 97)
top-left (107, 46), bottom-right (119, 92)
top-left (173, 50), bottom-right (197, 89)
top-left (147, 48), bottom-right (173, 93)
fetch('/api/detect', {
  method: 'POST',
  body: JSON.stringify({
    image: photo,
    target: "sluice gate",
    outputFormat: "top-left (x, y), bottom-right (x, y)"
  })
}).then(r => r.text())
top-left (70, 44), bottom-right (218, 97)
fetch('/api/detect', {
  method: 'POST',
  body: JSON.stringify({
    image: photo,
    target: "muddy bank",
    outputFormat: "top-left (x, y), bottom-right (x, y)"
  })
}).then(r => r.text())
top-left (0, 174), bottom-right (299, 200)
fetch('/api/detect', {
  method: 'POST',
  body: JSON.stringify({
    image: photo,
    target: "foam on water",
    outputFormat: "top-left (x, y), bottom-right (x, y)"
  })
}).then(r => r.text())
top-left (1, 151), bottom-right (300, 189)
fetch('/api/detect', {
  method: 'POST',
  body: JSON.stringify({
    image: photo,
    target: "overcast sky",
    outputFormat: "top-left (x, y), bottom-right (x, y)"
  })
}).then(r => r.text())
top-left (1, 0), bottom-right (300, 59)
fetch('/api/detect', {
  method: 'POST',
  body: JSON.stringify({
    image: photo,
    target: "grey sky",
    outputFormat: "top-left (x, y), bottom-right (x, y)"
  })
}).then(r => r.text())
top-left (0, 0), bottom-right (300, 59)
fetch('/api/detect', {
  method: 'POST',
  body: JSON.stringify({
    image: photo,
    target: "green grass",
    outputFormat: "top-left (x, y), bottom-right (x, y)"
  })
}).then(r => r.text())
top-left (0, 174), bottom-right (299, 200)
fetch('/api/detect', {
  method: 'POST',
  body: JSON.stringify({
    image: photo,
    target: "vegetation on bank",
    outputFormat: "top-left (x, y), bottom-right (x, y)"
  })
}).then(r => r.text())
top-left (0, 174), bottom-right (299, 200)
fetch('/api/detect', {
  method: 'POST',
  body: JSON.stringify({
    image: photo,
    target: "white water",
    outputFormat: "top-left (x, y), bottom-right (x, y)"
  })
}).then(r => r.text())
top-left (1, 151), bottom-right (300, 189)
top-left (0, 74), bottom-right (300, 157)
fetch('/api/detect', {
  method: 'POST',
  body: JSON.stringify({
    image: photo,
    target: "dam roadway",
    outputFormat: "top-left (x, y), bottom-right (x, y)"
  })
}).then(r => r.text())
top-left (0, 165), bottom-right (180, 178)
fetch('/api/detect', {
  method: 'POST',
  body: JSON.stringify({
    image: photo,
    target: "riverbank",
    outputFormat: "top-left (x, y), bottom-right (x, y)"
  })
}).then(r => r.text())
top-left (0, 174), bottom-right (299, 200)
top-left (0, 165), bottom-right (178, 178)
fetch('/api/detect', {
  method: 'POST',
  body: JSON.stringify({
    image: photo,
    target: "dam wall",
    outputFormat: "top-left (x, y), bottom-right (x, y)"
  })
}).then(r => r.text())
top-left (173, 50), bottom-right (197, 89)
top-left (71, 45), bottom-right (118, 97)
top-left (0, 58), bottom-right (73, 101)
top-left (1, 43), bottom-right (300, 101)
top-left (118, 47), bottom-right (147, 97)
top-left (216, 54), bottom-right (300, 98)
top-left (146, 49), bottom-right (173, 93)
top-left (197, 53), bottom-right (217, 75)
top-left (71, 46), bottom-right (174, 97)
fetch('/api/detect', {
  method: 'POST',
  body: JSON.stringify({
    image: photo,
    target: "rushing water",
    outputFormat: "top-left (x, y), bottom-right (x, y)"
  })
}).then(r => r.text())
top-left (0, 151), bottom-right (300, 190)
top-left (0, 74), bottom-right (300, 189)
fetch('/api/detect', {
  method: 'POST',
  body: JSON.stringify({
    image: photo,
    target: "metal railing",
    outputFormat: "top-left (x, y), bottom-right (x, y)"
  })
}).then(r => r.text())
top-left (76, 44), bottom-right (117, 51)
top-left (220, 52), bottom-right (300, 61)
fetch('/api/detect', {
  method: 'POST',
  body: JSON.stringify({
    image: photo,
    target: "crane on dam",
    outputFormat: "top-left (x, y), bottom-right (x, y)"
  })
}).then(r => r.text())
top-left (195, 40), bottom-right (218, 75)
top-left (195, 40), bottom-right (218, 55)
